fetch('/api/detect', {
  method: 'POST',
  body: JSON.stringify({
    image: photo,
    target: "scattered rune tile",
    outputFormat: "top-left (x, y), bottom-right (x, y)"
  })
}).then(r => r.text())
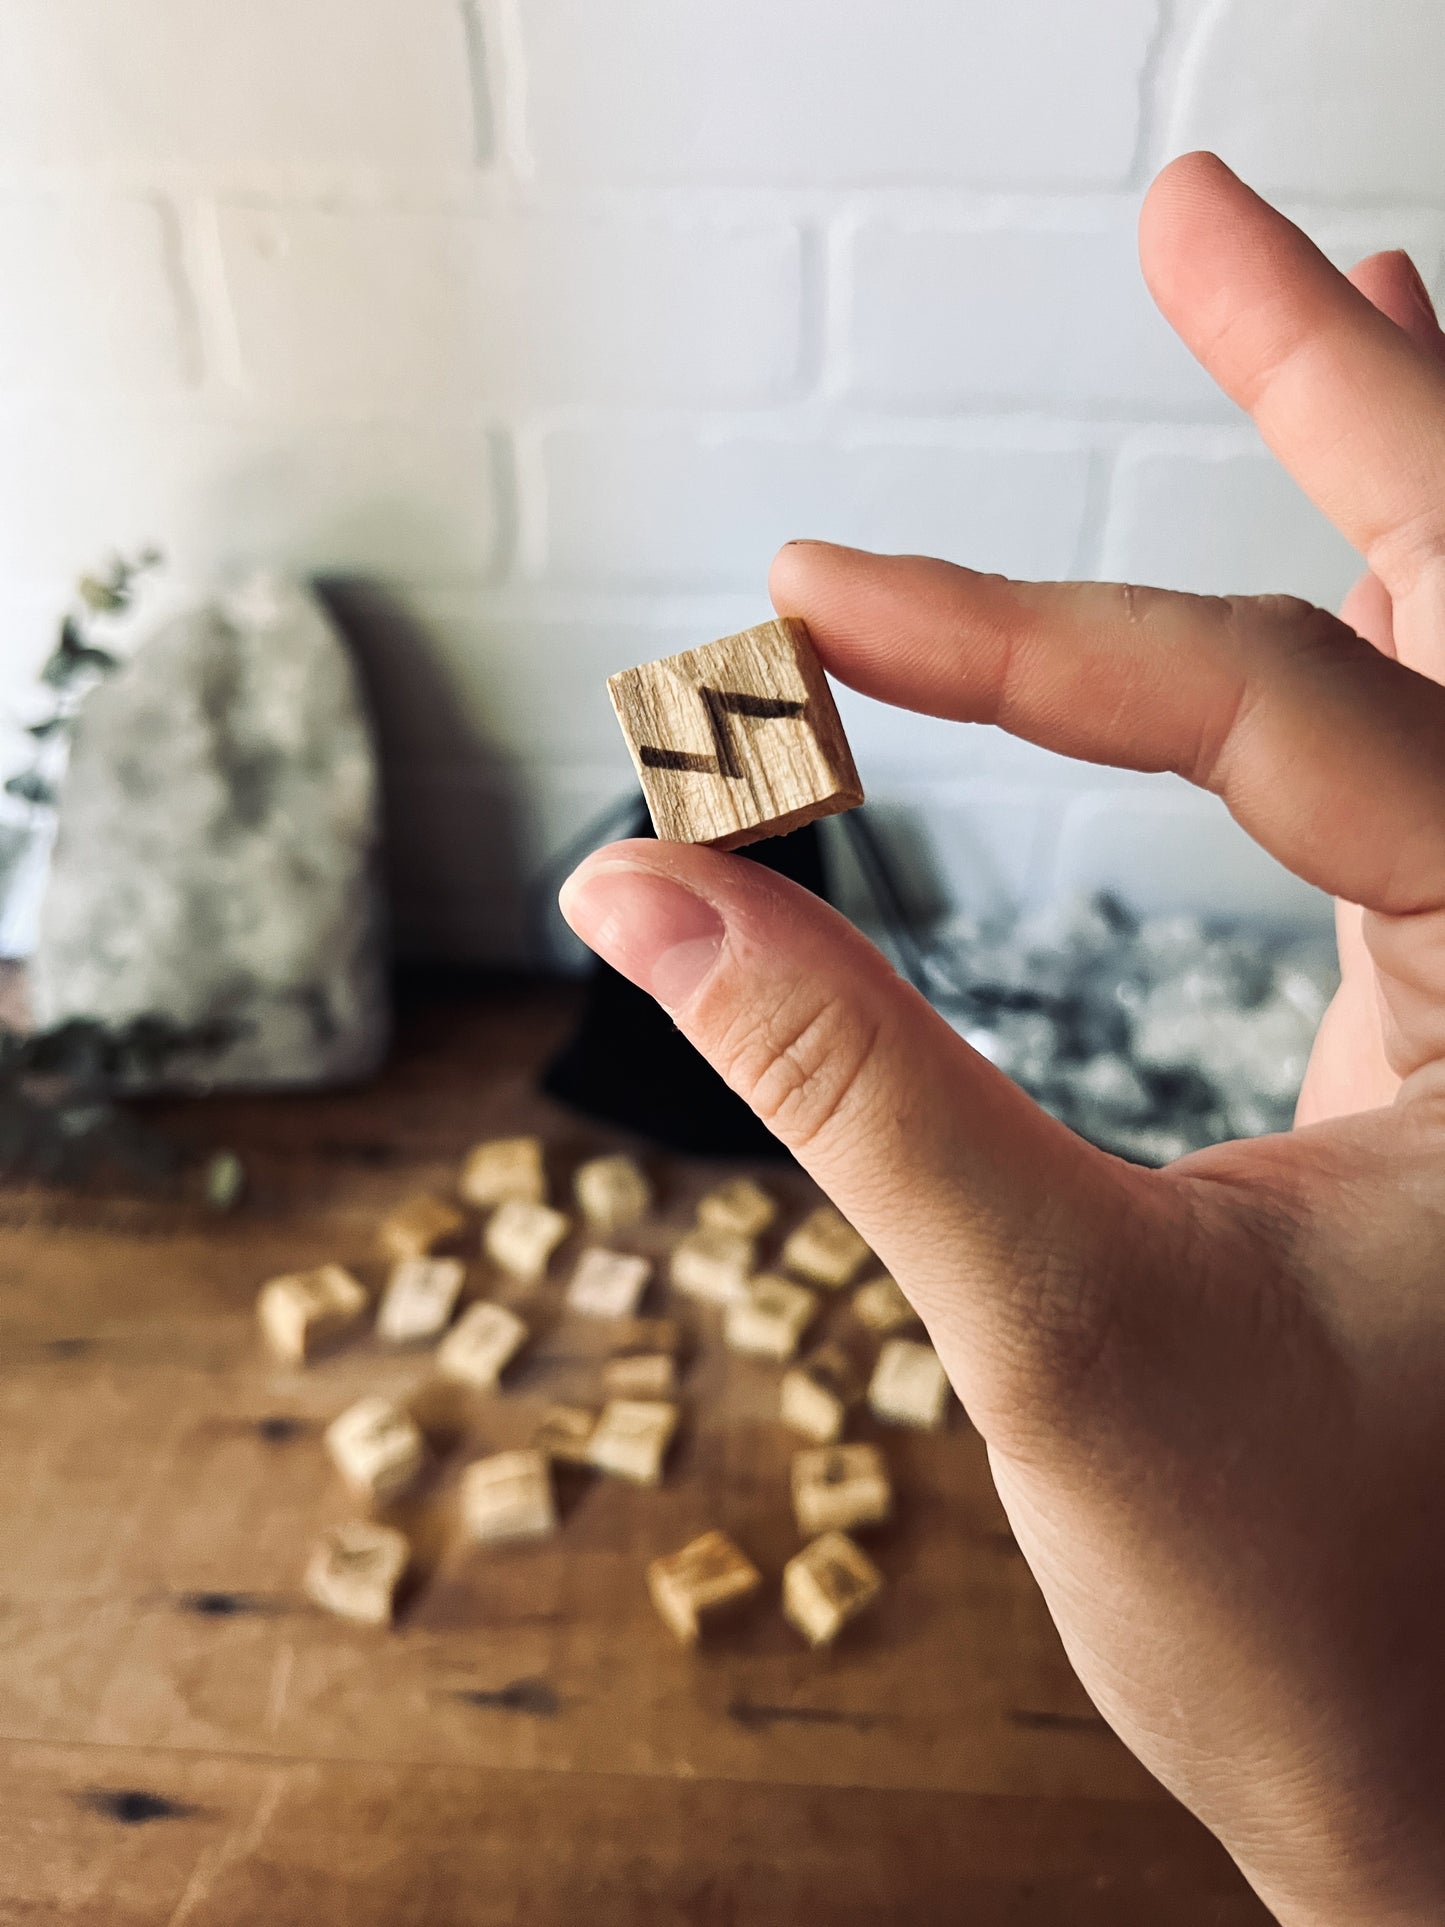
top-left (573, 1153), bottom-right (652, 1235)
top-left (724, 1273), bottom-right (819, 1362)
top-left (608, 616), bottom-right (864, 851)
top-left (791, 1443), bottom-right (892, 1538)
top-left (850, 1274), bottom-right (919, 1336)
top-left (566, 1246), bottom-right (653, 1320)
top-left (257, 1263), bottom-right (367, 1365)
top-left (379, 1191), bottom-right (467, 1263)
top-left (459, 1135), bottom-right (546, 1210)
top-left (603, 1351), bottom-right (678, 1399)
top-left (780, 1341), bottom-right (864, 1445)
top-left (376, 1256), bottom-right (466, 1344)
top-left (532, 1403), bottom-right (598, 1467)
top-left (670, 1228), bottom-right (755, 1306)
top-left (648, 1529), bottom-right (763, 1645)
top-left (868, 1338), bottom-right (950, 1431)
top-left (587, 1399), bottom-right (679, 1486)
top-left (304, 1520), bottom-right (410, 1627)
top-left (484, 1198), bottom-right (571, 1282)
top-left (324, 1395), bottom-right (427, 1504)
top-left (460, 1448), bottom-right (558, 1547)
top-left (696, 1176), bottom-right (777, 1240)
top-left (783, 1531), bottom-right (883, 1648)
top-left (435, 1301), bottom-right (529, 1390)
top-left (781, 1205), bottom-right (871, 1289)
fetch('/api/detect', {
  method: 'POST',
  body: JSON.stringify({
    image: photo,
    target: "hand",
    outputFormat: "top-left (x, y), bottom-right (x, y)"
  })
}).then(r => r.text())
top-left (560, 153), bottom-right (1445, 1926)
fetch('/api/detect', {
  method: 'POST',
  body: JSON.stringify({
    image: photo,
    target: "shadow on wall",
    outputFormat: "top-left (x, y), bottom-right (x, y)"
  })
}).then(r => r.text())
top-left (316, 578), bottom-right (529, 964)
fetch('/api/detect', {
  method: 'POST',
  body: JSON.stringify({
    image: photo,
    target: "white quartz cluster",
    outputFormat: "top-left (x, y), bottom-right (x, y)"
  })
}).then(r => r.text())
top-left (929, 895), bottom-right (1338, 1164)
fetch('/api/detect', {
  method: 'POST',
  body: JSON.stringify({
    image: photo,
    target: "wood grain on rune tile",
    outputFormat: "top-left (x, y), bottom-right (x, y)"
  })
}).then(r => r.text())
top-left (608, 617), bottom-right (863, 850)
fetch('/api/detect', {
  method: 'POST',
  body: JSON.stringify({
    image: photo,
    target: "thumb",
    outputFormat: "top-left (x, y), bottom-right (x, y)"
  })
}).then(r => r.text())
top-left (560, 837), bottom-right (1181, 1452)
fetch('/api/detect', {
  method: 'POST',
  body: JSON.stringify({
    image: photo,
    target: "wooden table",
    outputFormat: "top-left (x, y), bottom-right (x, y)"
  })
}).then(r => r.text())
top-left (0, 977), bottom-right (1267, 1925)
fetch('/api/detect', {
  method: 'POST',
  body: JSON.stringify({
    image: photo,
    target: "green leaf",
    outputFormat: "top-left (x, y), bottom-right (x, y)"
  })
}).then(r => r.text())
top-left (26, 716), bottom-right (69, 741)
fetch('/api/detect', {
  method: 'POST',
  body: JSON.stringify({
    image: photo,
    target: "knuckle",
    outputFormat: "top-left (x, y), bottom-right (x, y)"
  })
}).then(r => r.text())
top-left (714, 981), bottom-right (886, 1155)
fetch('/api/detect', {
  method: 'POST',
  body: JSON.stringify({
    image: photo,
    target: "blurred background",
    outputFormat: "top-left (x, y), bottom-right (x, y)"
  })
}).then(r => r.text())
top-left (1, 0), bottom-right (1438, 965)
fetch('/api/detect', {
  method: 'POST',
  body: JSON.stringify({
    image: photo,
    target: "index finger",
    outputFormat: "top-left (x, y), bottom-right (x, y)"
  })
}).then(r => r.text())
top-left (1141, 154), bottom-right (1445, 606)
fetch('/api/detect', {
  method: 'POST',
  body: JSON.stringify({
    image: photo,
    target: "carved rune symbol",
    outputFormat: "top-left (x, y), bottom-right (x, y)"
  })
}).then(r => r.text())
top-left (638, 687), bottom-right (807, 780)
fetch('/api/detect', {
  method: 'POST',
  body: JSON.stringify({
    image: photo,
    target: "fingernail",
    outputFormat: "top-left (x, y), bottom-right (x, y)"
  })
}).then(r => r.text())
top-left (1402, 254), bottom-right (1438, 323)
top-left (783, 538), bottom-right (830, 548)
top-left (559, 865), bottom-right (725, 1011)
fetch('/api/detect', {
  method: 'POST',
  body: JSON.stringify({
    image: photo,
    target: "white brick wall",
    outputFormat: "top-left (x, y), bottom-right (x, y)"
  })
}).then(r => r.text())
top-left (1, 0), bottom-right (1439, 957)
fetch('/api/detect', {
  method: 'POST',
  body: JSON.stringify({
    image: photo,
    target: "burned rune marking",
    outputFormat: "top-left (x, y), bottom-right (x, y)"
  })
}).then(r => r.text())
top-left (639, 687), bottom-right (807, 779)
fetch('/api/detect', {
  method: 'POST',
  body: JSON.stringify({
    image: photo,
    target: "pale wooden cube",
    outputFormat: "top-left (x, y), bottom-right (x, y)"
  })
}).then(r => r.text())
top-left (587, 1399), bottom-right (679, 1485)
top-left (459, 1135), bottom-right (546, 1210)
top-left (696, 1176), bottom-right (776, 1240)
top-left (379, 1191), bottom-right (466, 1263)
top-left (647, 1529), bottom-right (762, 1645)
top-left (325, 1395), bottom-right (427, 1503)
top-left (869, 1338), bottom-right (950, 1431)
top-left (608, 616), bottom-right (864, 852)
top-left (376, 1257), bottom-right (466, 1344)
top-left (670, 1228), bottom-right (754, 1306)
top-left (533, 1403), bottom-right (598, 1467)
top-left (257, 1263), bottom-right (367, 1364)
top-left (460, 1448), bottom-right (557, 1546)
top-left (725, 1273), bottom-right (819, 1362)
top-left (851, 1273), bottom-right (918, 1336)
top-left (574, 1153), bottom-right (652, 1234)
top-left (781, 1205), bottom-right (871, 1289)
top-left (791, 1443), bottom-right (892, 1538)
top-left (611, 1316), bottom-right (683, 1359)
top-left (603, 1352), bottom-right (678, 1399)
top-left (566, 1246), bottom-right (652, 1320)
top-left (484, 1198), bottom-right (571, 1282)
top-left (305, 1520), bottom-right (410, 1627)
top-left (780, 1341), bottom-right (863, 1444)
top-left (783, 1531), bottom-right (883, 1647)
top-left (435, 1300), bottom-right (528, 1389)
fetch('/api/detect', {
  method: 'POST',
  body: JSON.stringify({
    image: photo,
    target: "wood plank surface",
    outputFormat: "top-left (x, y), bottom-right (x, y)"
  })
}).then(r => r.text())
top-left (0, 975), bottom-right (1268, 1924)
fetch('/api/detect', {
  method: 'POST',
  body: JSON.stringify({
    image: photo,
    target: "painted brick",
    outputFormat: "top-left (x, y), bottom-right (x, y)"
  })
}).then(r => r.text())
top-left (0, 420), bottom-right (504, 585)
top-left (0, 0), bottom-right (480, 171)
top-left (0, 199), bottom-right (194, 395)
top-left (1172, 0), bottom-right (1445, 201)
top-left (322, 591), bottom-right (764, 767)
top-left (841, 215), bottom-right (1231, 416)
top-left (535, 430), bottom-right (1093, 588)
top-left (521, 0), bottom-right (1156, 187)
top-left (217, 206), bottom-right (803, 411)
top-left (1101, 442), bottom-right (1361, 607)
top-left (1049, 784), bottom-right (1334, 925)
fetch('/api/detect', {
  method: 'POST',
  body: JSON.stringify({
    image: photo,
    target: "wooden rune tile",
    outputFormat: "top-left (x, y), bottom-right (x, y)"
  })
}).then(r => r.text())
top-left (459, 1135), bottom-right (546, 1210)
top-left (724, 1273), bottom-right (819, 1363)
top-left (608, 617), bottom-right (863, 850)
top-left (868, 1338), bottom-right (951, 1431)
top-left (257, 1263), bottom-right (367, 1365)
top-left (783, 1530), bottom-right (883, 1648)
top-left (460, 1449), bottom-right (557, 1547)
top-left (435, 1301), bottom-right (529, 1390)
top-left (376, 1257), bottom-right (466, 1344)
top-left (304, 1520), bottom-right (410, 1626)
top-left (647, 1529), bottom-right (762, 1645)
top-left (566, 1247), bottom-right (653, 1320)
top-left (378, 1191), bottom-right (467, 1263)
top-left (791, 1442), bottom-right (892, 1538)
top-left (324, 1395), bottom-right (427, 1504)
top-left (574, 1154), bottom-right (652, 1234)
